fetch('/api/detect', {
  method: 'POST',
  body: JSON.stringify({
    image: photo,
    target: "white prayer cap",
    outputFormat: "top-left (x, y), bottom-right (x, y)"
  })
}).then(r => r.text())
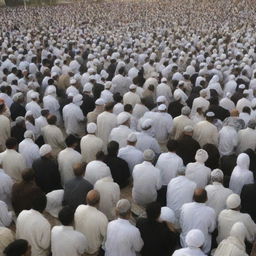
top-left (101, 70), bottom-right (109, 79)
top-left (45, 85), bottom-right (56, 95)
top-left (238, 84), bottom-right (246, 89)
top-left (181, 106), bottom-right (191, 116)
top-left (31, 91), bottom-right (39, 99)
top-left (141, 119), bottom-right (153, 129)
top-left (116, 199), bottom-right (131, 214)
top-left (183, 125), bottom-right (193, 133)
top-left (158, 104), bottom-right (167, 111)
top-left (54, 59), bottom-right (61, 65)
top-left (230, 222), bottom-right (247, 240)
top-left (185, 229), bottom-right (205, 248)
top-left (173, 91), bottom-right (182, 101)
top-left (73, 94), bottom-right (83, 104)
top-left (143, 149), bottom-right (155, 161)
top-left (83, 83), bottom-right (93, 92)
top-left (87, 122), bottom-right (97, 134)
top-left (156, 96), bottom-right (166, 103)
top-left (195, 149), bottom-right (208, 163)
top-left (161, 77), bottom-right (167, 83)
top-left (46, 189), bottom-right (64, 218)
top-left (39, 144), bottom-right (52, 157)
top-left (67, 92), bottom-right (75, 98)
top-left (88, 54), bottom-right (94, 60)
top-left (70, 78), bottom-right (76, 85)
top-left (129, 84), bottom-right (137, 90)
top-left (51, 72), bottom-right (58, 78)
top-left (89, 75), bottom-right (96, 81)
top-left (95, 98), bottom-right (105, 105)
top-left (243, 89), bottom-right (249, 95)
top-left (105, 81), bottom-right (112, 89)
top-left (12, 92), bottom-right (23, 101)
top-left (211, 169), bottom-right (224, 180)
top-left (226, 194), bottom-right (241, 209)
top-left (200, 89), bottom-right (208, 97)
top-left (24, 130), bottom-right (34, 140)
top-left (206, 111), bottom-right (215, 117)
top-left (25, 111), bottom-right (33, 118)
top-left (127, 133), bottom-right (137, 142)
top-left (15, 116), bottom-right (25, 123)
top-left (160, 207), bottom-right (176, 224)
top-left (117, 112), bottom-right (130, 125)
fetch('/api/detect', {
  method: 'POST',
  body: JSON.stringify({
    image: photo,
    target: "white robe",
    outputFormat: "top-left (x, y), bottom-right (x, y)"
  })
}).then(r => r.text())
top-left (0, 227), bottom-right (14, 256)
top-left (218, 126), bottom-right (238, 156)
top-left (173, 247), bottom-right (206, 256)
top-left (237, 127), bottom-right (256, 154)
top-left (191, 97), bottom-right (210, 117)
top-left (0, 200), bottom-right (12, 227)
top-left (123, 91), bottom-right (141, 108)
top-left (0, 115), bottom-right (10, 152)
top-left (0, 169), bottom-right (13, 209)
top-left (171, 114), bottom-right (194, 140)
top-left (25, 101), bottom-right (42, 118)
top-left (109, 125), bottom-right (133, 149)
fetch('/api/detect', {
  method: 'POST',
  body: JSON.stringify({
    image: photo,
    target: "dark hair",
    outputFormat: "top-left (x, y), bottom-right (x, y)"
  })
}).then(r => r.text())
top-left (58, 206), bottom-right (75, 226)
top-left (124, 104), bottom-right (133, 113)
top-left (242, 106), bottom-right (251, 114)
top-left (31, 192), bottom-right (47, 213)
top-left (107, 141), bottom-right (119, 156)
top-left (146, 202), bottom-right (161, 221)
top-left (4, 239), bottom-right (29, 256)
top-left (65, 134), bottom-right (78, 147)
top-left (6, 137), bottom-right (18, 149)
top-left (96, 151), bottom-right (105, 161)
top-left (105, 102), bottom-right (115, 111)
top-left (193, 188), bottom-right (207, 203)
top-left (73, 162), bottom-right (86, 177)
top-left (22, 169), bottom-right (35, 182)
top-left (167, 139), bottom-right (178, 152)
top-left (47, 115), bottom-right (57, 125)
top-left (113, 93), bottom-right (122, 103)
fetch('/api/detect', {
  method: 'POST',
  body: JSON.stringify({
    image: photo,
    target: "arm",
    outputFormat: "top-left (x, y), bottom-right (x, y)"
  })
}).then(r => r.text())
top-left (0, 201), bottom-right (12, 227)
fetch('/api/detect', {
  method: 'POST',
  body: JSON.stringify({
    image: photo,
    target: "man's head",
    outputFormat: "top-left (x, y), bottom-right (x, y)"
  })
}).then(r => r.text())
top-left (105, 102), bottom-right (115, 112)
top-left (193, 188), bottom-right (207, 203)
top-left (58, 206), bottom-right (75, 226)
top-left (73, 162), bottom-right (86, 177)
top-left (167, 139), bottom-right (178, 152)
top-left (127, 133), bottom-right (137, 146)
top-left (21, 169), bottom-right (35, 183)
top-left (6, 137), bottom-right (18, 150)
top-left (39, 144), bottom-right (52, 158)
top-left (146, 202), bottom-right (161, 221)
top-left (86, 190), bottom-right (100, 207)
top-left (4, 239), bottom-right (31, 256)
top-left (226, 193), bottom-right (241, 211)
top-left (65, 134), bottom-right (78, 148)
top-left (115, 199), bottom-right (131, 219)
top-left (31, 192), bottom-right (47, 213)
top-left (107, 141), bottom-right (119, 157)
top-left (210, 169), bottom-right (224, 183)
top-left (47, 114), bottom-right (57, 125)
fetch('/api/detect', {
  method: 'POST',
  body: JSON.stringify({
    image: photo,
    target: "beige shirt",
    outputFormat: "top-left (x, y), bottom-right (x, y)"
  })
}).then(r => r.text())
top-left (0, 227), bottom-right (14, 256)
top-left (171, 115), bottom-right (194, 140)
top-left (0, 115), bottom-right (10, 152)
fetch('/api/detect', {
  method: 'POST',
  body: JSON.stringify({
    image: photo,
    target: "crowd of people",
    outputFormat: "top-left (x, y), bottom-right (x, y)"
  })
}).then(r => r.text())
top-left (1, 0), bottom-right (256, 255)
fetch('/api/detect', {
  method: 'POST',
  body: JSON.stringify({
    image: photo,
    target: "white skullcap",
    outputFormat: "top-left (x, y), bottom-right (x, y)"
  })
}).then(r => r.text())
top-left (129, 84), bottom-right (137, 90)
top-left (25, 111), bottom-right (33, 118)
top-left (206, 111), bottom-right (215, 117)
top-left (87, 122), bottom-right (97, 134)
top-left (143, 149), bottom-right (155, 161)
top-left (185, 229), bottom-right (205, 248)
top-left (116, 199), bottom-right (131, 214)
top-left (45, 85), bottom-right (56, 95)
top-left (51, 72), bottom-right (58, 78)
top-left (54, 59), bottom-right (61, 65)
top-left (83, 83), bottom-right (93, 92)
top-left (173, 91), bottom-right (182, 101)
top-left (160, 207), bottom-right (176, 223)
top-left (70, 78), bottom-right (76, 85)
top-left (141, 119), bottom-right (153, 129)
top-left (183, 125), bottom-right (193, 133)
top-left (127, 133), bottom-right (137, 142)
top-left (230, 222), bottom-right (247, 240)
top-left (24, 130), bottom-right (34, 139)
top-left (243, 89), bottom-right (249, 95)
top-left (226, 194), bottom-right (241, 209)
top-left (181, 106), bottom-right (191, 115)
top-left (158, 104), bottom-right (167, 111)
top-left (95, 98), bottom-right (105, 105)
top-left (211, 169), bottom-right (224, 180)
top-left (39, 144), bottom-right (52, 157)
top-left (239, 84), bottom-right (246, 89)
top-left (105, 81), bottom-right (112, 89)
top-left (157, 96), bottom-right (166, 103)
top-left (89, 75), bottom-right (96, 81)
top-left (12, 92), bottom-right (23, 101)
top-left (195, 149), bottom-right (208, 163)
top-left (67, 92), bottom-right (75, 98)
top-left (161, 77), bottom-right (167, 83)
top-left (117, 112), bottom-right (130, 125)
top-left (16, 116), bottom-right (25, 123)
top-left (73, 94), bottom-right (83, 104)
top-left (31, 91), bottom-right (39, 99)
top-left (46, 189), bottom-right (64, 218)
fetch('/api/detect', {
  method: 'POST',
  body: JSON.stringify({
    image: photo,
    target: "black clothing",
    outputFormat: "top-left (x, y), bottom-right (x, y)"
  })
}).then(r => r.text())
top-left (63, 176), bottom-right (93, 210)
top-left (32, 157), bottom-right (62, 193)
top-left (241, 184), bottom-right (256, 223)
top-left (244, 149), bottom-right (256, 179)
top-left (203, 144), bottom-right (220, 170)
top-left (168, 101), bottom-right (184, 118)
top-left (92, 83), bottom-right (104, 101)
top-left (106, 63), bottom-right (117, 81)
top-left (177, 135), bottom-right (201, 165)
top-left (104, 155), bottom-right (130, 188)
top-left (220, 154), bottom-right (237, 188)
top-left (208, 105), bottom-right (230, 121)
top-left (11, 125), bottom-right (26, 143)
top-left (136, 218), bottom-right (179, 256)
top-left (10, 102), bottom-right (26, 121)
top-left (81, 94), bottom-right (95, 116)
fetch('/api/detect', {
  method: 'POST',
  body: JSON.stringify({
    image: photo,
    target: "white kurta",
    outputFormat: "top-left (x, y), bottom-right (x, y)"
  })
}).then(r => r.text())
top-left (132, 161), bottom-right (162, 206)
top-left (191, 97), bottom-right (210, 116)
top-left (25, 101), bottom-right (42, 118)
top-left (123, 91), bottom-right (141, 108)
top-left (109, 125), bottom-right (133, 148)
top-left (167, 176), bottom-right (196, 219)
top-left (237, 127), bottom-right (256, 154)
top-left (0, 200), bottom-right (12, 227)
top-left (171, 114), bottom-right (194, 140)
top-left (180, 202), bottom-right (216, 253)
top-left (57, 147), bottom-right (82, 186)
top-left (84, 160), bottom-right (112, 185)
top-left (205, 182), bottom-right (233, 216)
top-left (105, 218), bottom-right (144, 256)
top-left (0, 227), bottom-right (14, 256)
top-left (118, 145), bottom-right (143, 173)
top-left (185, 162), bottom-right (211, 188)
top-left (35, 116), bottom-right (48, 134)
top-left (51, 226), bottom-right (87, 256)
top-left (156, 152), bottom-right (184, 185)
top-left (0, 169), bottom-right (13, 209)
top-left (173, 247), bottom-right (206, 256)
top-left (16, 209), bottom-right (51, 256)
top-left (94, 177), bottom-right (120, 220)
top-left (75, 205), bottom-right (108, 254)
top-left (218, 126), bottom-right (238, 156)
top-left (217, 209), bottom-right (256, 244)
top-left (0, 115), bottom-right (10, 152)
top-left (18, 138), bottom-right (40, 168)
top-left (43, 95), bottom-right (61, 123)
top-left (0, 149), bottom-right (26, 182)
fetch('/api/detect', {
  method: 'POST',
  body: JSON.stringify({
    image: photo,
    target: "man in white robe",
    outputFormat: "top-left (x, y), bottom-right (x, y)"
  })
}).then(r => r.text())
top-left (191, 89), bottom-right (210, 117)
top-left (0, 200), bottom-right (12, 227)
top-left (25, 92), bottom-right (41, 118)
top-left (156, 77), bottom-right (172, 105)
top-left (123, 84), bottom-right (141, 108)
top-left (0, 103), bottom-right (10, 152)
top-left (0, 227), bottom-right (14, 256)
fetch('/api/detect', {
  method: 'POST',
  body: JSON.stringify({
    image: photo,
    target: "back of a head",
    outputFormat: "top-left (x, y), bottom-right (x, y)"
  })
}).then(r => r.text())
top-left (31, 192), bottom-right (47, 213)
top-left (73, 162), bottom-right (85, 177)
top-left (47, 114), bottom-right (57, 125)
top-left (124, 104), bottom-right (133, 113)
top-left (6, 137), bottom-right (18, 149)
top-left (105, 102), bottom-right (115, 111)
top-left (58, 206), bottom-right (75, 226)
top-left (230, 222), bottom-right (247, 242)
top-left (185, 229), bottom-right (205, 249)
top-left (21, 169), bottom-right (35, 183)
top-left (107, 141), bottom-right (119, 156)
top-left (65, 134), bottom-right (78, 147)
top-left (146, 202), bottom-right (161, 221)
top-left (116, 199), bottom-right (131, 218)
top-left (167, 139), bottom-right (179, 152)
top-left (210, 169), bottom-right (224, 183)
top-left (193, 188), bottom-right (207, 203)
top-left (86, 190), bottom-right (100, 206)
top-left (4, 239), bottom-right (29, 256)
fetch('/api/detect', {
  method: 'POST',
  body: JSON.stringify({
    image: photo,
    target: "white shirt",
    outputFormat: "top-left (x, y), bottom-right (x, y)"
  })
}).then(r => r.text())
top-left (84, 160), bottom-right (112, 185)
top-left (109, 124), bottom-right (133, 149)
top-left (167, 176), bottom-right (196, 219)
top-left (0, 169), bottom-right (13, 208)
top-left (100, 89), bottom-right (113, 104)
top-left (173, 247), bottom-right (206, 256)
top-left (35, 116), bottom-right (48, 134)
top-left (118, 145), bottom-right (143, 173)
top-left (0, 201), bottom-right (12, 227)
top-left (26, 100), bottom-right (42, 118)
top-left (51, 226), bottom-right (87, 256)
top-left (0, 115), bottom-right (10, 151)
top-left (16, 209), bottom-right (51, 256)
top-left (18, 138), bottom-right (40, 168)
top-left (186, 162), bottom-right (211, 188)
top-left (123, 91), bottom-right (141, 108)
top-left (156, 152), bottom-right (184, 185)
top-left (237, 127), bottom-right (256, 154)
top-left (94, 177), bottom-right (120, 220)
top-left (0, 227), bottom-right (14, 256)
top-left (218, 126), bottom-right (238, 156)
top-left (132, 161), bottom-right (162, 206)
top-left (75, 205), bottom-right (108, 254)
top-left (180, 202), bottom-right (216, 253)
top-left (171, 114), bottom-right (194, 140)
top-left (58, 147), bottom-right (82, 186)
top-left (105, 218), bottom-right (143, 256)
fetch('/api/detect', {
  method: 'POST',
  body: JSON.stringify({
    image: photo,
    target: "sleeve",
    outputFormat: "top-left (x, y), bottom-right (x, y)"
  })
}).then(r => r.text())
top-left (76, 233), bottom-right (88, 254)
top-left (208, 209), bottom-right (216, 233)
top-left (156, 169), bottom-right (162, 190)
top-left (38, 220), bottom-right (51, 250)
top-left (132, 228), bottom-right (144, 252)
top-left (244, 215), bottom-right (256, 242)
top-left (0, 201), bottom-right (12, 227)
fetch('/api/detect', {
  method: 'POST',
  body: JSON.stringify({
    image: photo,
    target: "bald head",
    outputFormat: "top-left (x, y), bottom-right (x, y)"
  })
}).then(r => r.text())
top-left (193, 188), bottom-right (207, 203)
top-left (86, 190), bottom-right (100, 206)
